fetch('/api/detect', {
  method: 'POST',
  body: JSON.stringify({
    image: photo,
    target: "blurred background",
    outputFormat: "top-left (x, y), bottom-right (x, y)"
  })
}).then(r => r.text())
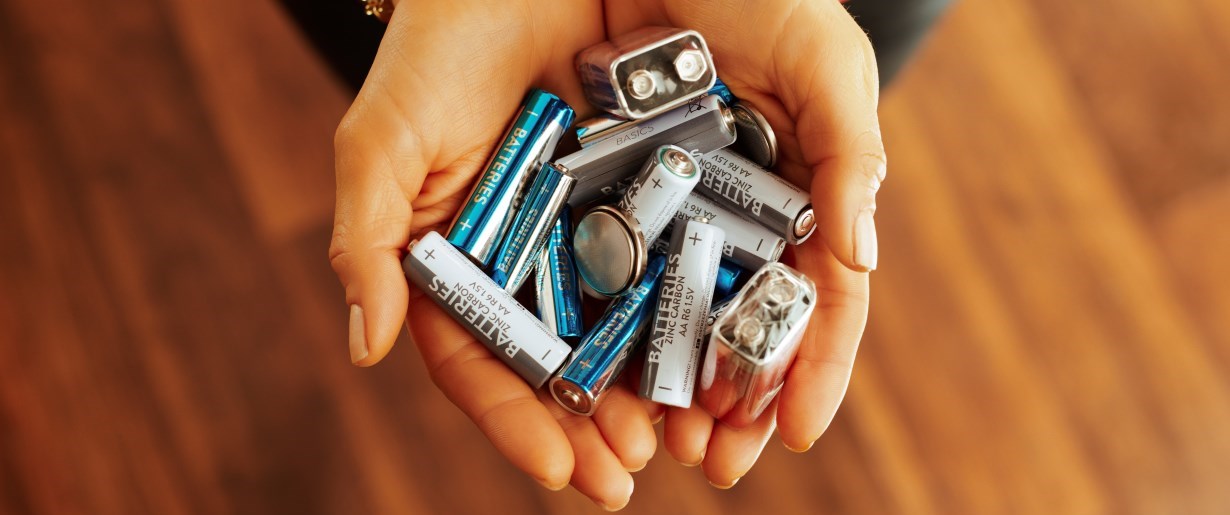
top-left (2, 0), bottom-right (1229, 513)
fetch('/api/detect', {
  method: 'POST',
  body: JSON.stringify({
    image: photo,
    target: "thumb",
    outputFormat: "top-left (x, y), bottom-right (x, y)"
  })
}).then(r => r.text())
top-left (330, 114), bottom-right (423, 366)
top-left (810, 127), bottom-right (886, 272)
top-left (785, 4), bottom-right (886, 272)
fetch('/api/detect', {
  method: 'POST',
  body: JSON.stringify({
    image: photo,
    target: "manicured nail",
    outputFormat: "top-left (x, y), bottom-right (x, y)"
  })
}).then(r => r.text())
top-left (853, 206), bottom-right (878, 272)
top-left (534, 477), bottom-right (566, 491)
top-left (349, 304), bottom-right (369, 364)
top-left (600, 499), bottom-right (629, 512)
top-left (785, 440), bottom-right (814, 453)
top-left (708, 477), bottom-right (740, 489)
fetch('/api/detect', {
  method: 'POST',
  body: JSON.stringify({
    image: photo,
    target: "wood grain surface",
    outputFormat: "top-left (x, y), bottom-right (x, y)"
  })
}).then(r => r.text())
top-left (1, 0), bottom-right (1228, 513)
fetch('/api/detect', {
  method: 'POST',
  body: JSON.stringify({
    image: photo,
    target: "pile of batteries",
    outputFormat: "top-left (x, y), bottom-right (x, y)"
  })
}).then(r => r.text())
top-left (402, 27), bottom-right (817, 428)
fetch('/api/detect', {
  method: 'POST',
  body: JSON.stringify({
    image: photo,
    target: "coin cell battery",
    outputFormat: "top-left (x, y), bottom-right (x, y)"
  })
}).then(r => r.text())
top-left (573, 146), bottom-right (700, 297)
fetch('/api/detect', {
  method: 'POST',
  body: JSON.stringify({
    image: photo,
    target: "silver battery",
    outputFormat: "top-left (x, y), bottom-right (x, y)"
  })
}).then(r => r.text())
top-left (572, 205), bottom-right (647, 297)
top-left (402, 231), bottom-right (573, 389)
top-left (618, 145), bottom-right (701, 244)
top-left (574, 113), bottom-right (628, 148)
top-left (490, 162), bottom-right (577, 294)
top-left (640, 218), bottom-right (724, 407)
top-left (729, 102), bottom-right (778, 169)
top-left (695, 147), bottom-right (815, 244)
top-left (574, 79), bottom-right (737, 149)
top-left (651, 192), bottom-right (786, 271)
top-left (576, 27), bottom-right (716, 120)
top-left (698, 263), bottom-right (816, 428)
top-left (559, 94), bottom-right (736, 206)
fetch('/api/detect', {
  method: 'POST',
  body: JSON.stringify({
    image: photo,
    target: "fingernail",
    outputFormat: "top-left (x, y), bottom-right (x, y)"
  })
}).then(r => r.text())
top-left (626, 461), bottom-right (646, 473)
top-left (708, 477), bottom-right (740, 489)
top-left (785, 440), bottom-right (814, 453)
top-left (597, 491), bottom-right (632, 511)
top-left (600, 499), bottom-right (628, 512)
top-left (349, 304), bottom-right (369, 364)
top-left (534, 477), bottom-right (566, 491)
top-left (853, 206), bottom-right (878, 272)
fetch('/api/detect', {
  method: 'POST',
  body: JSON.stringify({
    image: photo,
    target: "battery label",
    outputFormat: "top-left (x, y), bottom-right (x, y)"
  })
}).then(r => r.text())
top-left (561, 94), bottom-right (734, 206)
top-left (695, 148), bottom-right (812, 243)
top-left (670, 193), bottom-right (785, 270)
top-left (641, 220), bottom-right (723, 407)
top-left (404, 232), bottom-right (572, 388)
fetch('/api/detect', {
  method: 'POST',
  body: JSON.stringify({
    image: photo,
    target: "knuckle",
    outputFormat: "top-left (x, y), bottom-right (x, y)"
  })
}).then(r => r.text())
top-left (334, 111), bottom-right (362, 156)
top-left (327, 225), bottom-right (355, 275)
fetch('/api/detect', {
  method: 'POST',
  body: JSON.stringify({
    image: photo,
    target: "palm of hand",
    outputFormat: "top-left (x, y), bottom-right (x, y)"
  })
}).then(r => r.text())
top-left (332, 0), bottom-right (882, 509)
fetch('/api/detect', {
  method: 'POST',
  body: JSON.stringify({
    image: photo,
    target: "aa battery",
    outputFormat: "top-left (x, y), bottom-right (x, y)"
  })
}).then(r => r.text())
top-left (573, 79), bottom-right (738, 149)
top-left (576, 27), bottom-right (716, 120)
top-left (618, 145), bottom-right (701, 244)
top-left (695, 147), bottom-right (815, 244)
top-left (698, 263), bottom-right (816, 428)
top-left (490, 163), bottom-right (576, 294)
top-left (445, 90), bottom-right (575, 267)
top-left (534, 211), bottom-right (584, 343)
top-left (559, 94), bottom-right (736, 206)
top-left (403, 231), bottom-right (573, 389)
top-left (571, 145), bottom-right (700, 297)
top-left (640, 218), bottom-right (724, 407)
top-left (550, 254), bottom-right (667, 416)
top-left (574, 113), bottom-right (627, 148)
top-left (651, 192), bottom-right (786, 271)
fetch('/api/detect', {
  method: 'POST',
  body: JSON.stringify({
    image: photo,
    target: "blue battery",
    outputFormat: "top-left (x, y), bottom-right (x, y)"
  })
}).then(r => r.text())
top-left (549, 254), bottom-right (667, 416)
top-left (707, 77), bottom-right (736, 105)
top-left (490, 162), bottom-right (576, 294)
top-left (445, 89), bottom-right (575, 267)
top-left (534, 210), bottom-right (584, 342)
top-left (713, 259), bottom-right (746, 300)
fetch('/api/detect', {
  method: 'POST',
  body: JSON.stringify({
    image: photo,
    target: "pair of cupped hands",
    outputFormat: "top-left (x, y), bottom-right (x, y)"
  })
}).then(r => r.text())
top-left (330, 0), bottom-right (885, 510)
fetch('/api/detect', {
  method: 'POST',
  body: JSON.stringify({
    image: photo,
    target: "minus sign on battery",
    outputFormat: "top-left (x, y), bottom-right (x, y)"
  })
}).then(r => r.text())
top-left (541, 349), bottom-right (551, 360)
top-left (756, 240), bottom-right (764, 251)
top-left (782, 198), bottom-right (793, 209)
top-left (657, 386), bottom-right (673, 391)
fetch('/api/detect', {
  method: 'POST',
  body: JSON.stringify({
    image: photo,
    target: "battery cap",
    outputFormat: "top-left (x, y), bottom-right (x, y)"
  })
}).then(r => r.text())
top-left (674, 48), bottom-right (709, 82)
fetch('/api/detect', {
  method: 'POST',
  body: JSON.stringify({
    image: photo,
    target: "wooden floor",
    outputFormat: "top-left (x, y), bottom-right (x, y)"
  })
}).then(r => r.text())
top-left (2, 0), bottom-right (1228, 512)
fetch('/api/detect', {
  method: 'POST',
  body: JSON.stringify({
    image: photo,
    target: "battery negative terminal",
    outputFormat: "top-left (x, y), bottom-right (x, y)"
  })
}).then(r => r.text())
top-left (674, 48), bottom-right (708, 82)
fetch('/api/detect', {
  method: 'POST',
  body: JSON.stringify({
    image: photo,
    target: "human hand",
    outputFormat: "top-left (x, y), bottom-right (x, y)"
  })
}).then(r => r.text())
top-left (605, 0), bottom-right (884, 488)
top-left (329, 0), bottom-right (657, 509)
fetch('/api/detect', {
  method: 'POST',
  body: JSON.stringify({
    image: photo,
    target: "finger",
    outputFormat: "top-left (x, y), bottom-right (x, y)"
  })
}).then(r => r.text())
top-left (591, 387), bottom-right (658, 472)
top-left (777, 246), bottom-right (869, 451)
top-left (540, 391), bottom-right (636, 510)
top-left (644, 400), bottom-right (667, 424)
top-left (702, 402), bottom-right (779, 488)
top-left (781, 4), bottom-right (885, 272)
top-left (406, 294), bottom-right (575, 489)
top-left (331, 104), bottom-right (427, 366)
top-left (663, 404), bottom-right (715, 467)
